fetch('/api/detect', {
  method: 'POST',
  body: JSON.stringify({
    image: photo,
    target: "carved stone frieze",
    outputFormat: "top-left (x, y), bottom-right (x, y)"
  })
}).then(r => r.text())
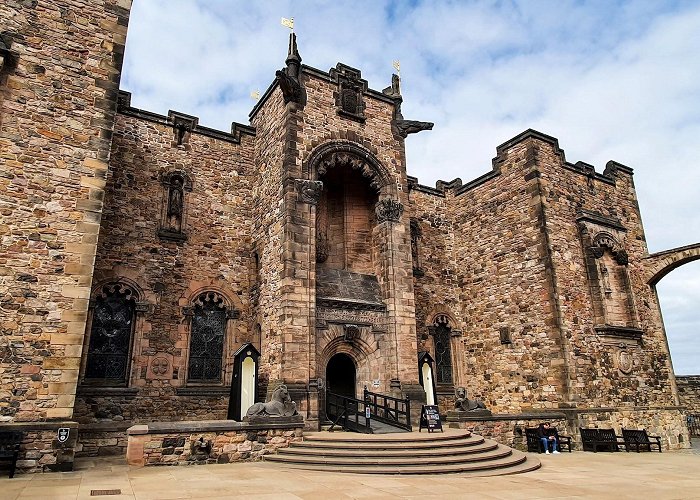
top-left (375, 199), bottom-right (404, 223)
top-left (295, 179), bottom-right (323, 205)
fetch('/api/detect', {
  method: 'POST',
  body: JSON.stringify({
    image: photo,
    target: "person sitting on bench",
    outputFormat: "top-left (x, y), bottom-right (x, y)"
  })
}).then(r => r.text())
top-left (538, 422), bottom-right (560, 454)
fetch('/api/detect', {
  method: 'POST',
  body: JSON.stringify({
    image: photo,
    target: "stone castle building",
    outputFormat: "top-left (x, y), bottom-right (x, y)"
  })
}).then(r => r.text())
top-left (2, 1), bottom-right (699, 472)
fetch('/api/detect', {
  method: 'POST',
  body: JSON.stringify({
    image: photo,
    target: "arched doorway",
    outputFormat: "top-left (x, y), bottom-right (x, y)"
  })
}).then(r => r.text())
top-left (326, 353), bottom-right (356, 398)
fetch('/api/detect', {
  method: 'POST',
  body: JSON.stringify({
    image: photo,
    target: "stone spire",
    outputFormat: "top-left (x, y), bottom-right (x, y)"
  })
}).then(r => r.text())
top-left (285, 32), bottom-right (302, 79)
top-left (276, 33), bottom-right (305, 105)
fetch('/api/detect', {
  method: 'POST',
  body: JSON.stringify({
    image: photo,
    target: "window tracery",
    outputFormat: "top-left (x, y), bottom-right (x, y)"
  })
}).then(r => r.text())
top-left (187, 291), bottom-right (228, 382)
top-left (85, 284), bottom-right (137, 382)
top-left (432, 314), bottom-right (453, 385)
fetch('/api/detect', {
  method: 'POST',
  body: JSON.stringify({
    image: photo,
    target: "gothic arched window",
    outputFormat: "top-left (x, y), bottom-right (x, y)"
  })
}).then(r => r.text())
top-left (85, 284), bottom-right (137, 382)
top-left (433, 315), bottom-right (453, 384)
top-left (187, 291), bottom-right (227, 382)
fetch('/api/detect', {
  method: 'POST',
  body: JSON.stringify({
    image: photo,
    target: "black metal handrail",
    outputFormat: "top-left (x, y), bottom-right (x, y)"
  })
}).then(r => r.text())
top-left (326, 391), bottom-right (372, 434)
top-left (363, 386), bottom-right (412, 431)
top-left (688, 414), bottom-right (700, 436)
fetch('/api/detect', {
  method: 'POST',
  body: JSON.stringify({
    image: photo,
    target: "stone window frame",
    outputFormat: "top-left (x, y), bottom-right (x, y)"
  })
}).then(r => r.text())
top-left (427, 313), bottom-right (462, 391)
top-left (181, 289), bottom-right (239, 387)
top-left (157, 169), bottom-right (193, 242)
top-left (80, 279), bottom-right (150, 388)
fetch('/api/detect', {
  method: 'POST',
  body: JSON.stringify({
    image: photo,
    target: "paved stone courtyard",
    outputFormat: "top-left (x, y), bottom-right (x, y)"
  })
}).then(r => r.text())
top-left (2, 447), bottom-right (700, 499)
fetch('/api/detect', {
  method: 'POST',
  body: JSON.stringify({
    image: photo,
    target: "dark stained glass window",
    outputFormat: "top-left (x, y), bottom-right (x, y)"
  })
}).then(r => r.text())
top-left (433, 315), bottom-right (453, 384)
top-left (85, 285), bottom-right (136, 382)
top-left (188, 292), bottom-right (226, 382)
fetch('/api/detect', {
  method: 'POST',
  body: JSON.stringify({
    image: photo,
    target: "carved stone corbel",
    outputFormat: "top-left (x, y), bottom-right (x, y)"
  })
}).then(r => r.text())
top-left (375, 199), bottom-right (404, 223)
top-left (295, 179), bottom-right (323, 205)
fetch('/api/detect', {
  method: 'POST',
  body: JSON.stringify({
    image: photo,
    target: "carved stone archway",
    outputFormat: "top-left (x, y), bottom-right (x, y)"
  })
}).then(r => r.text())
top-left (304, 140), bottom-right (395, 195)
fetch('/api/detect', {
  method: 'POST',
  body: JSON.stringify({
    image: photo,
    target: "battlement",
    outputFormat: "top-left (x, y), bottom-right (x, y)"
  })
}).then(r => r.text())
top-left (117, 90), bottom-right (255, 144)
top-left (408, 128), bottom-right (634, 198)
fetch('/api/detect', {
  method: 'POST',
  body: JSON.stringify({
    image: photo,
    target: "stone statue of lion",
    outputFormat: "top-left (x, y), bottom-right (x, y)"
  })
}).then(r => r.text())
top-left (454, 386), bottom-right (488, 412)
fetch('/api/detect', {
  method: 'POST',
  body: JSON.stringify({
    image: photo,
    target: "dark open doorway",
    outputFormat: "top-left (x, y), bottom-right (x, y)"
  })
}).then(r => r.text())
top-left (326, 353), bottom-right (356, 398)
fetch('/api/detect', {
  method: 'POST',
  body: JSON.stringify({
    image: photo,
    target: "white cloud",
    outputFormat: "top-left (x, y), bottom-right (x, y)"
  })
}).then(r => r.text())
top-left (120, 0), bottom-right (700, 374)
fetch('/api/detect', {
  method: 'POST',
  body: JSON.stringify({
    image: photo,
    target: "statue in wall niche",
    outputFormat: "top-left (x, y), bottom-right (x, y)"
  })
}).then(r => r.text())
top-left (245, 384), bottom-right (298, 417)
top-left (167, 177), bottom-right (184, 232)
top-left (600, 264), bottom-right (612, 295)
top-left (454, 387), bottom-right (489, 413)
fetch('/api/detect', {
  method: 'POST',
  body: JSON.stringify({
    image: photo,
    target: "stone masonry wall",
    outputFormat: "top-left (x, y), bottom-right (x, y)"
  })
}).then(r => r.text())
top-left (249, 85), bottom-right (288, 400)
top-left (677, 376), bottom-right (700, 414)
top-left (126, 421), bottom-right (303, 467)
top-left (414, 140), bottom-right (568, 414)
top-left (537, 135), bottom-right (679, 408)
top-left (73, 107), bottom-right (256, 424)
top-left (299, 67), bottom-right (419, 394)
top-left (0, 0), bottom-right (133, 423)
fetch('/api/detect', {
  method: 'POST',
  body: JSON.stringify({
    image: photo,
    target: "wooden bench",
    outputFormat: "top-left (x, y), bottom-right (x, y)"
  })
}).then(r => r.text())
top-left (579, 428), bottom-right (624, 452)
top-left (525, 428), bottom-right (573, 453)
top-left (0, 431), bottom-right (23, 478)
top-left (622, 428), bottom-right (662, 452)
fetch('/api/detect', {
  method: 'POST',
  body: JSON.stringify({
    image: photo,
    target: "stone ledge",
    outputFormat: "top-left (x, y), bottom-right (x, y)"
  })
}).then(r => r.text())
top-left (174, 386), bottom-right (230, 396)
top-left (76, 386), bottom-right (139, 396)
top-left (79, 421), bottom-right (133, 432)
top-left (1, 420), bottom-right (79, 431)
top-left (128, 417), bottom-right (304, 435)
top-left (446, 412), bottom-right (566, 422)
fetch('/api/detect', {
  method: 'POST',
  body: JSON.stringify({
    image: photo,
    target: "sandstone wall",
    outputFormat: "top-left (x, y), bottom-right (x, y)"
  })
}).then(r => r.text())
top-left (536, 135), bottom-right (679, 409)
top-left (409, 138), bottom-right (569, 414)
top-left (73, 106), bottom-right (256, 423)
top-left (126, 420), bottom-right (303, 467)
top-left (677, 376), bottom-right (700, 413)
top-left (0, 0), bottom-right (132, 423)
top-left (298, 66), bottom-right (418, 392)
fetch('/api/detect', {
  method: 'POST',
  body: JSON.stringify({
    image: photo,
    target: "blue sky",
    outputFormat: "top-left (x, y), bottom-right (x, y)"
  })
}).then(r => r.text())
top-left (120, 0), bottom-right (700, 374)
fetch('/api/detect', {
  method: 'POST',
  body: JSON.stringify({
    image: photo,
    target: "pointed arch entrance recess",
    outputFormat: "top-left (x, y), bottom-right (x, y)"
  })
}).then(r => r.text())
top-left (326, 353), bottom-right (356, 399)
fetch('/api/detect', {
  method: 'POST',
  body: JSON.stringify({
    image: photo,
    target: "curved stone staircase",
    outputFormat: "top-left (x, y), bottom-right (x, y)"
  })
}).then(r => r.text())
top-left (265, 429), bottom-right (540, 475)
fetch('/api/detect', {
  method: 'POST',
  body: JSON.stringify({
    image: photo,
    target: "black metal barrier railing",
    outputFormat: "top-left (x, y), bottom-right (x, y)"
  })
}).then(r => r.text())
top-left (688, 414), bottom-right (700, 436)
top-left (326, 391), bottom-right (372, 434)
top-left (363, 386), bottom-right (412, 431)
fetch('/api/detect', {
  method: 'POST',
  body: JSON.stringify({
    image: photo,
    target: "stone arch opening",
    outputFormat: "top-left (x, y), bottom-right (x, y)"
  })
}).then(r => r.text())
top-left (646, 243), bottom-right (700, 286)
top-left (304, 140), bottom-right (395, 196)
top-left (655, 260), bottom-right (700, 376)
top-left (326, 352), bottom-right (357, 399)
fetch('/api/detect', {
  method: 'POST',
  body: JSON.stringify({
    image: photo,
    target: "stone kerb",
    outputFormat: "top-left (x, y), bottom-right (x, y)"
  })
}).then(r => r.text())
top-left (126, 419), bottom-right (304, 466)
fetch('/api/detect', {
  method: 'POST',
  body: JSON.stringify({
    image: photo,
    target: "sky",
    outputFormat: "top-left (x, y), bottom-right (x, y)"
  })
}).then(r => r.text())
top-left (120, 0), bottom-right (700, 374)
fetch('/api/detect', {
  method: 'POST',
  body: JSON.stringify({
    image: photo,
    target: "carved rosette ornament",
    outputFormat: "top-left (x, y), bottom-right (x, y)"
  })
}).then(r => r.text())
top-left (295, 179), bottom-right (323, 205)
top-left (375, 199), bottom-right (404, 223)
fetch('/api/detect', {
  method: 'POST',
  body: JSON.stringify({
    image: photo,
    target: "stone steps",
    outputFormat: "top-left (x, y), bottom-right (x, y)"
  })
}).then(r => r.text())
top-left (264, 430), bottom-right (540, 475)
